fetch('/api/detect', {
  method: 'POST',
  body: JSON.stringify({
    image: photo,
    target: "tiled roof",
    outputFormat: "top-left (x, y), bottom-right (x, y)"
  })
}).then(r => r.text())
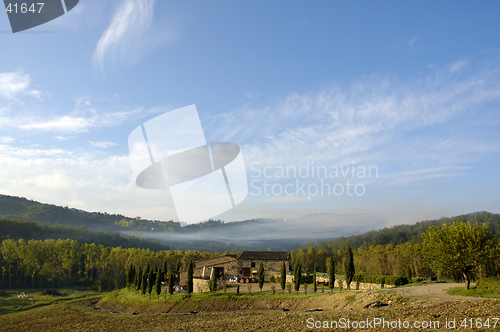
top-left (178, 259), bottom-right (239, 273)
top-left (194, 254), bottom-right (236, 263)
top-left (237, 251), bottom-right (290, 260)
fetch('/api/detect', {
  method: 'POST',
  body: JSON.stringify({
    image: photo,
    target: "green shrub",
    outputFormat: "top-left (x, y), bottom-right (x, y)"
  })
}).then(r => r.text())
top-left (476, 277), bottom-right (500, 294)
top-left (269, 275), bottom-right (276, 283)
top-left (349, 273), bottom-right (409, 286)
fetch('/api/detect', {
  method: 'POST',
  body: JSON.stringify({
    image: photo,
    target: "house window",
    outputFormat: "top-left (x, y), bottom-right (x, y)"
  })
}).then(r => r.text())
top-left (251, 262), bottom-right (256, 268)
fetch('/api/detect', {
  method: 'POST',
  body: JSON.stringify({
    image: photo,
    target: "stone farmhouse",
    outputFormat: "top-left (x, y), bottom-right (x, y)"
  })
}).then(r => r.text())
top-left (179, 251), bottom-right (290, 286)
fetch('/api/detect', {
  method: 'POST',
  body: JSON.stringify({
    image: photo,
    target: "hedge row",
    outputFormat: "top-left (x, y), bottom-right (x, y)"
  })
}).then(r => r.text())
top-left (352, 273), bottom-right (409, 286)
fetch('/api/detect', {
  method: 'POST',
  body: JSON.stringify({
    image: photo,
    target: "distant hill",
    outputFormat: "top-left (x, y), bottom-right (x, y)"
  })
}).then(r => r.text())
top-left (309, 211), bottom-right (500, 254)
top-left (0, 194), bottom-right (182, 232)
top-left (2, 194), bottom-right (498, 253)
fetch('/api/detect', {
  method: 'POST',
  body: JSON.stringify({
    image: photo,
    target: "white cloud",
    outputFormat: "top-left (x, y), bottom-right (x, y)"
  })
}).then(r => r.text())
top-left (408, 37), bottom-right (417, 46)
top-left (88, 141), bottom-right (118, 148)
top-left (19, 116), bottom-right (94, 132)
top-left (92, 0), bottom-right (157, 71)
top-left (0, 72), bottom-right (41, 100)
top-left (0, 145), bottom-right (68, 157)
top-left (0, 136), bottom-right (15, 144)
top-left (0, 149), bottom-right (176, 220)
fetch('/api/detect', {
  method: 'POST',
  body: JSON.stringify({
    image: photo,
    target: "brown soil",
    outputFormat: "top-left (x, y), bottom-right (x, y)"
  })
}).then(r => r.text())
top-left (1, 284), bottom-right (499, 331)
top-left (96, 291), bottom-right (392, 315)
top-left (40, 289), bottom-right (61, 296)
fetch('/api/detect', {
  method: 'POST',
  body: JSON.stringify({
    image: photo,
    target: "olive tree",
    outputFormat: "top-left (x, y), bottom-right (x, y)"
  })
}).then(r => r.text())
top-left (422, 221), bottom-right (496, 289)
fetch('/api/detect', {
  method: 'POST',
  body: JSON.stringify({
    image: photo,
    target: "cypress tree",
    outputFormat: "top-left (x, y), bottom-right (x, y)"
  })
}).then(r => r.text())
top-left (406, 265), bottom-right (412, 283)
top-left (163, 261), bottom-right (168, 274)
top-left (155, 269), bottom-right (161, 299)
top-left (211, 268), bottom-right (218, 292)
top-left (344, 243), bottom-right (355, 290)
top-left (257, 262), bottom-right (265, 293)
top-left (141, 271), bottom-right (147, 295)
top-left (127, 263), bottom-right (134, 288)
top-left (136, 267), bottom-right (142, 293)
top-left (168, 270), bottom-right (174, 296)
top-left (175, 260), bottom-right (181, 274)
top-left (187, 259), bottom-right (193, 296)
top-left (147, 268), bottom-right (154, 297)
top-left (294, 263), bottom-right (301, 295)
top-left (327, 256), bottom-right (335, 291)
top-left (280, 261), bottom-right (286, 294)
top-left (313, 264), bottom-right (317, 293)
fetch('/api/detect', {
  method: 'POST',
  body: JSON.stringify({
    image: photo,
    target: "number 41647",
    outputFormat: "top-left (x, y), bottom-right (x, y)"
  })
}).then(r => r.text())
top-left (6, 3), bottom-right (44, 14)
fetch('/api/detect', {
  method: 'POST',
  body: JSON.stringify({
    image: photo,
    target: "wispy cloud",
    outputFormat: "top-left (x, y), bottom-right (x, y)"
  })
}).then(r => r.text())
top-left (92, 0), bottom-right (157, 71)
top-left (408, 37), bottom-right (417, 46)
top-left (449, 59), bottom-right (468, 73)
top-left (1, 96), bottom-right (145, 132)
top-left (88, 141), bottom-right (118, 148)
top-left (204, 59), bottom-right (500, 180)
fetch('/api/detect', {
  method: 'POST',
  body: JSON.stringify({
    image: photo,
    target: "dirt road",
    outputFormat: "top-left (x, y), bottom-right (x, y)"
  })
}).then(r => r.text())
top-left (392, 282), bottom-right (487, 302)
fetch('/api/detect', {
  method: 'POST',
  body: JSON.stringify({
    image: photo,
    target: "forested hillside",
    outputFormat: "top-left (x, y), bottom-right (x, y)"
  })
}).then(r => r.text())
top-left (288, 212), bottom-right (500, 281)
top-left (0, 218), bottom-right (168, 251)
top-left (307, 211), bottom-right (500, 254)
top-left (0, 194), bottom-right (181, 233)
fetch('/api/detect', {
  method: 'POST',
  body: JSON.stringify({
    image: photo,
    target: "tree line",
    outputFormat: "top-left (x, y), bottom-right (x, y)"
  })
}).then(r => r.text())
top-left (2, 219), bottom-right (498, 292)
top-left (290, 221), bottom-right (500, 285)
top-left (0, 238), bottom-right (236, 291)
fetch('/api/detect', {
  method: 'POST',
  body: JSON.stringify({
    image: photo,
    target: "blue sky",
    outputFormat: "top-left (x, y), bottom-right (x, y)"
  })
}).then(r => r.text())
top-left (0, 1), bottom-right (499, 227)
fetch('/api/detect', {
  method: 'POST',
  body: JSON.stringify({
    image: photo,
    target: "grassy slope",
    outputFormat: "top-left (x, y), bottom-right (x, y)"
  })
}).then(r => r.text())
top-left (0, 287), bottom-right (99, 315)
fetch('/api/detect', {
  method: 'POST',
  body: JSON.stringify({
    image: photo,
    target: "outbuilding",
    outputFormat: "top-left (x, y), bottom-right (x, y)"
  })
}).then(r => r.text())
top-left (178, 251), bottom-right (290, 286)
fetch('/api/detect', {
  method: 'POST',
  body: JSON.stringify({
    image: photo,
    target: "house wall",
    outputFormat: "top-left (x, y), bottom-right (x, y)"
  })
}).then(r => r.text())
top-left (193, 278), bottom-right (226, 293)
top-left (179, 260), bottom-right (239, 285)
top-left (179, 256), bottom-right (290, 284)
top-left (334, 280), bottom-right (395, 290)
top-left (238, 259), bottom-right (286, 281)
